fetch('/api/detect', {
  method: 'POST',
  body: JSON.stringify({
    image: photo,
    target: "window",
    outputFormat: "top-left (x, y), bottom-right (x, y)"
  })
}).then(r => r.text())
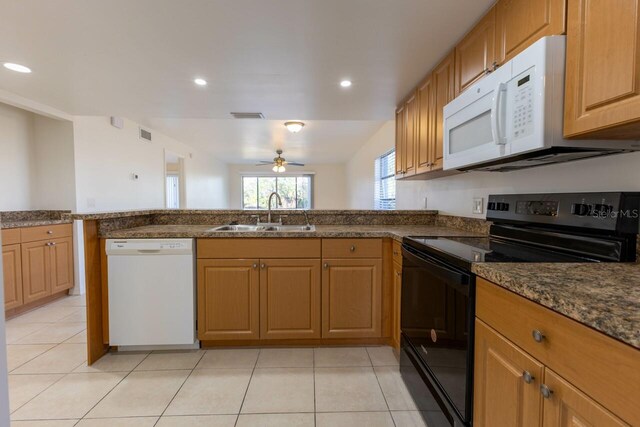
top-left (374, 149), bottom-right (396, 210)
top-left (242, 175), bottom-right (312, 209)
top-left (165, 175), bottom-right (180, 209)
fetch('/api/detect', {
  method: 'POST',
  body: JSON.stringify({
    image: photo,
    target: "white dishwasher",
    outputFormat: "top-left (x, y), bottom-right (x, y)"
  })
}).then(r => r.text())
top-left (106, 239), bottom-right (197, 350)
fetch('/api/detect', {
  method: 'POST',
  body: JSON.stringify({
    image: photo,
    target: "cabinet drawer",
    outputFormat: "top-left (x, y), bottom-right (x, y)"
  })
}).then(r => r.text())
top-left (197, 238), bottom-right (321, 259)
top-left (476, 278), bottom-right (640, 426)
top-left (322, 239), bottom-right (382, 258)
top-left (21, 224), bottom-right (73, 243)
top-left (392, 240), bottom-right (402, 265)
top-left (1, 228), bottom-right (21, 246)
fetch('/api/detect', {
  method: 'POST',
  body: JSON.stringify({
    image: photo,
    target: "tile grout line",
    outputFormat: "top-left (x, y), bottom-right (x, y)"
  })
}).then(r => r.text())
top-left (152, 349), bottom-right (207, 425)
top-left (313, 347), bottom-right (317, 427)
top-left (366, 347), bottom-right (397, 427)
top-left (233, 348), bottom-right (261, 427)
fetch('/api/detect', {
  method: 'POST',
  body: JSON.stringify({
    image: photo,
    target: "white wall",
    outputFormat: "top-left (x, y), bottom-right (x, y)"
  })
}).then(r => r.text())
top-left (346, 122), bottom-right (392, 209)
top-left (227, 163), bottom-right (348, 209)
top-left (73, 117), bottom-right (229, 212)
top-left (32, 115), bottom-right (77, 210)
top-left (396, 151), bottom-right (640, 216)
top-left (0, 102), bottom-right (35, 210)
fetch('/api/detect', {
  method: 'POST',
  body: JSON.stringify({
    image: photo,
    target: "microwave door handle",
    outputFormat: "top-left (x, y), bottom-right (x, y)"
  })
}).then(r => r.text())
top-left (491, 82), bottom-right (507, 145)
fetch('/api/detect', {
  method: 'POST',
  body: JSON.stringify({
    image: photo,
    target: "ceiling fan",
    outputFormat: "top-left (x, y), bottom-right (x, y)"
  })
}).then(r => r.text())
top-left (256, 149), bottom-right (305, 173)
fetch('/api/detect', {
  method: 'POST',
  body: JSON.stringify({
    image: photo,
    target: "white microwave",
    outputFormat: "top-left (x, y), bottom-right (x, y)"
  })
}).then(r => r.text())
top-left (443, 36), bottom-right (639, 171)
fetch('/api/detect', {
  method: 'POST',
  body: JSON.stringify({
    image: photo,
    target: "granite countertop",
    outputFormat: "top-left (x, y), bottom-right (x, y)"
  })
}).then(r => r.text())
top-left (472, 263), bottom-right (640, 349)
top-left (1, 219), bottom-right (73, 229)
top-left (101, 224), bottom-right (483, 241)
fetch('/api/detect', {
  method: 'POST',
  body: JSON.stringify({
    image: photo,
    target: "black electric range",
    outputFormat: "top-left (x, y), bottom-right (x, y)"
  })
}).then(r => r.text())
top-left (399, 192), bottom-right (640, 427)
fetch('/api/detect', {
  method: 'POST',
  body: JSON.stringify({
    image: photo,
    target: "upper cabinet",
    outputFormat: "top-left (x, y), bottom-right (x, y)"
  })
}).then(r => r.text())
top-left (395, 105), bottom-right (405, 176)
top-left (564, 0), bottom-right (640, 138)
top-left (495, 0), bottom-right (566, 63)
top-left (416, 75), bottom-right (435, 175)
top-left (432, 52), bottom-right (456, 172)
top-left (455, 7), bottom-right (497, 95)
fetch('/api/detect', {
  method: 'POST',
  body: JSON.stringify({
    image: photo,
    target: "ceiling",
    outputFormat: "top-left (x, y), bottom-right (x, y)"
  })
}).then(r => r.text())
top-left (0, 0), bottom-right (493, 162)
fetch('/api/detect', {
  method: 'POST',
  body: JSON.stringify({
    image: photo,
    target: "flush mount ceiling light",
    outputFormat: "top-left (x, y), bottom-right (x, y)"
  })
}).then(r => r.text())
top-left (340, 79), bottom-right (352, 88)
top-left (284, 121), bottom-right (305, 133)
top-left (194, 78), bottom-right (207, 86)
top-left (3, 62), bottom-right (31, 73)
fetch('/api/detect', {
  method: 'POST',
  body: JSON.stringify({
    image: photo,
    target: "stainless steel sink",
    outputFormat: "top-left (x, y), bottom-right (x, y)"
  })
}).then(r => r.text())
top-left (209, 224), bottom-right (315, 232)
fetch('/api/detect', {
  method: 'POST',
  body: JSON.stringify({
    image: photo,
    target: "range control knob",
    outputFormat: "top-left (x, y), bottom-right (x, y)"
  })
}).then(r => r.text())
top-left (571, 203), bottom-right (591, 216)
top-left (487, 202), bottom-right (497, 211)
top-left (495, 202), bottom-right (510, 211)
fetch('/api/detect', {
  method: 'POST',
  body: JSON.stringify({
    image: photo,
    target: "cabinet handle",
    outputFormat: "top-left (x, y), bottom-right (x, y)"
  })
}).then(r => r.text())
top-left (260, 263), bottom-right (266, 269)
top-left (252, 263), bottom-right (258, 269)
top-left (350, 245), bottom-right (356, 252)
top-left (46, 230), bottom-right (53, 235)
top-left (532, 330), bottom-right (545, 343)
top-left (393, 251), bottom-right (399, 256)
top-left (522, 371), bottom-right (534, 384)
top-left (492, 61), bottom-right (499, 71)
top-left (540, 384), bottom-right (553, 399)
top-left (484, 68), bottom-right (491, 75)
top-left (323, 263), bottom-right (329, 269)
top-left (395, 271), bottom-right (401, 277)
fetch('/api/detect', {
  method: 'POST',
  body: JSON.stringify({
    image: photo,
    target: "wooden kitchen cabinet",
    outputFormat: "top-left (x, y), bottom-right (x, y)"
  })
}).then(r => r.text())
top-left (474, 319), bottom-right (543, 427)
top-left (21, 240), bottom-right (51, 304)
top-left (3, 244), bottom-right (23, 310)
top-left (455, 7), bottom-right (497, 95)
top-left (49, 237), bottom-right (74, 294)
top-left (542, 369), bottom-right (629, 427)
top-left (495, 0), bottom-right (566, 64)
top-left (260, 259), bottom-right (321, 339)
top-left (391, 261), bottom-right (402, 349)
top-left (476, 278), bottom-right (640, 426)
top-left (432, 51), bottom-right (456, 171)
top-left (322, 258), bottom-right (382, 338)
top-left (564, 0), bottom-right (640, 138)
top-left (403, 93), bottom-right (418, 177)
top-left (197, 259), bottom-right (260, 340)
top-left (416, 74), bottom-right (435, 175)
top-left (395, 105), bottom-right (406, 177)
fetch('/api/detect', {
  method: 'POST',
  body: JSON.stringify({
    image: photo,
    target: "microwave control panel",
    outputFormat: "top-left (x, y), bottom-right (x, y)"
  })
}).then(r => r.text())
top-left (511, 73), bottom-right (534, 139)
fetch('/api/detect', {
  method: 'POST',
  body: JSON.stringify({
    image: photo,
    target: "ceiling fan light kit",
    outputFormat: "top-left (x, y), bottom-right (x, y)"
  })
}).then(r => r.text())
top-left (257, 149), bottom-right (305, 173)
top-left (284, 121), bottom-right (304, 133)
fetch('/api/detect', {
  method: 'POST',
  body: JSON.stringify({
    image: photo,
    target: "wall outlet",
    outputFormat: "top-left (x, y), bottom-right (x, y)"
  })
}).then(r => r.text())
top-left (472, 197), bottom-right (484, 214)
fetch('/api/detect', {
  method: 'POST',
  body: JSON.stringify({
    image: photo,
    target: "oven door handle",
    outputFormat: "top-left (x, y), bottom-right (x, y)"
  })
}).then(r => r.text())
top-left (402, 247), bottom-right (470, 285)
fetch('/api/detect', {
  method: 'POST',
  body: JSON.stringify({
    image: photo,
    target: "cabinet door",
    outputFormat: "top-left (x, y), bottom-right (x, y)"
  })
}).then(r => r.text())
top-left (197, 259), bottom-right (260, 340)
top-left (474, 319), bottom-right (543, 427)
top-left (542, 369), bottom-right (630, 427)
top-left (50, 237), bottom-right (74, 294)
top-left (404, 93), bottom-right (417, 177)
top-left (21, 241), bottom-right (51, 304)
top-left (3, 244), bottom-right (23, 310)
top-left (416, 75), bottom-right (435, 174)
top-left (391, 261), bottom-right (402, 349)
top-left (496, 0), bottom-right (566, 63)
top-left (564, 0), bottom-right (640, 138)
top-left (432, 51), bottom-right (456, 171)
top-left (395, 105), bottom-right (406, 177)
top-left (455, 7), bottom-right (497, 94)
top-left (260, 259), bottom-right (321, 339)
top-left (322, 258), bottom-right (382, 338)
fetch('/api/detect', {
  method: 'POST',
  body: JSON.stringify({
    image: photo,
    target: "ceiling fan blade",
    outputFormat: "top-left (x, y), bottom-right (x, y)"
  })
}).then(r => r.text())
top-left (286, 162), bottom-right (305, 166)
top-left (256, 161), bottom-right (274, 164)
top-left (254, 163), bottom-right (272, 166)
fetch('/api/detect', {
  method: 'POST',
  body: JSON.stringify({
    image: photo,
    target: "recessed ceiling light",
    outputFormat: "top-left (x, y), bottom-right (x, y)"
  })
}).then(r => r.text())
top-left (3, 62), bottom-right (31, 73)
top-left (284, 121), bottom-right (305, 133)
top-left (340, 80), bottom-right (352, 88)
top-left (194, 78), bottom-right (207, 86)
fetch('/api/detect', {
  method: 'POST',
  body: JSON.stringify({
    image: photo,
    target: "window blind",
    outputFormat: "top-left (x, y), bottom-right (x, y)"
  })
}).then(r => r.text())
top-left (374, 149), bottom-right (396, 210)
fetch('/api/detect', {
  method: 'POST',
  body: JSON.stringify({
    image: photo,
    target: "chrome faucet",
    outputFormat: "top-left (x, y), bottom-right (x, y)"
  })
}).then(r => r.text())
top-left (302, 210), bottom-right (311, 226)
top-left (267, 192), bottom-right (282, 224)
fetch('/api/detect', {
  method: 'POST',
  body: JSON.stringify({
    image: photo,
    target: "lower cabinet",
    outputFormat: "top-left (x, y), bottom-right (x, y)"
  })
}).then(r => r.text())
top-left (260, 259), bottom-right (321, 339)
top-left (197, 259), bottom-right (260, 340)
top-left (475, 279), bottom-right (638, 426)
top-left (2, 244), bottom-right (23, 310)
top-left (21, 240), bottom-right (52, 304)
top-left (321, 258), bottom-right (382, 338)
top-left (391, 261), bottom-right (402, 349)
top-left (474, 319), bottom-right (543, 427)
top-left (50, 237), bottom-right (74, 294)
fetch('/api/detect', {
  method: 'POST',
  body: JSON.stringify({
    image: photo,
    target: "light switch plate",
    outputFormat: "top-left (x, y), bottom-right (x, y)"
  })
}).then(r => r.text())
top-left (472, 197), bottom-right (484, 214)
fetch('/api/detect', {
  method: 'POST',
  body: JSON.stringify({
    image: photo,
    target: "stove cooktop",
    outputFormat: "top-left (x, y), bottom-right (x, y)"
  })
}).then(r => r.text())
top-left (404, 236), bottom-right (600, 269)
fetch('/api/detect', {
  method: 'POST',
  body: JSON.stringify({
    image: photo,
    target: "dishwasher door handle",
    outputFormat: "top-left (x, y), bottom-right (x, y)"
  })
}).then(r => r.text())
top-left (137, 249), bottom-right (162, 254)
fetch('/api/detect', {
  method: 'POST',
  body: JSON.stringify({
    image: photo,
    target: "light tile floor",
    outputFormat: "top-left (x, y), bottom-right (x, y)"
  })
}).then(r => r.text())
top-left (6, 296), bottom-right (439, 426)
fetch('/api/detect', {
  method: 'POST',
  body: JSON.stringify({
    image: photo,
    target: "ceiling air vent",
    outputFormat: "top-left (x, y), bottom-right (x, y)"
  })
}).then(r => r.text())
top-left (230, 112), bottom-right (264, 119)
top-left (139, 127), bottom-right (152, 142)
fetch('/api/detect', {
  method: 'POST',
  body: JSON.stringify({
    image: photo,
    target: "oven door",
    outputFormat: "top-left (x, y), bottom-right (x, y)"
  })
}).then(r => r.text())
top-left (401, 245), bottom-right (474, 425)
